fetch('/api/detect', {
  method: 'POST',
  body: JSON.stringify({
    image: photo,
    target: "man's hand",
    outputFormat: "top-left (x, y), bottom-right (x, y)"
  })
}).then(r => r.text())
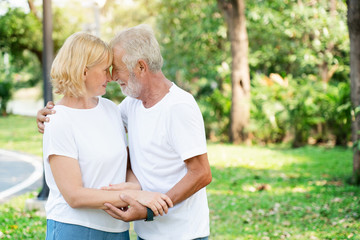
top-left (130, 190), bottom-right (173, 216)
top-left (37, 101), bottom-right (55, 133)
top-left (104, 194), bottom-right (147, 222)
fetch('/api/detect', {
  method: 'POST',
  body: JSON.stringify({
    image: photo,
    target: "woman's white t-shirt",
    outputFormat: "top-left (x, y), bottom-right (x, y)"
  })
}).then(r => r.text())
top-left (43, 97), bottom-right (129, 233)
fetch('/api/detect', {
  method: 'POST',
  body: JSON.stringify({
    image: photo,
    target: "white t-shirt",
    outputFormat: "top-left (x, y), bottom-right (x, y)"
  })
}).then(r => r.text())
top-left (43, 97), bottom-right (129, 233)
top-left (119, 83), bottom-right (209, 240)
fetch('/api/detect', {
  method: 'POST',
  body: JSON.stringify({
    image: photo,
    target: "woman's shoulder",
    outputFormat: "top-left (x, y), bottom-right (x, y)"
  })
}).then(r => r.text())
top-left (45, 105), bottom-right (72, 127)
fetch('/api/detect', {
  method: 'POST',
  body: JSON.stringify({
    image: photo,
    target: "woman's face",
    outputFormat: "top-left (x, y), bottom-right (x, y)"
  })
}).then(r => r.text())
top-left (84, 60), bottom-right (112, 97)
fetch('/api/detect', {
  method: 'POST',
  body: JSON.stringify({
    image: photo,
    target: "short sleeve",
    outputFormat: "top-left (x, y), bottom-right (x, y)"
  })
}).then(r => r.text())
top-left (43, 114), bottom-right (78, 162)
top-left (168, 102), bottom-right (207, 161)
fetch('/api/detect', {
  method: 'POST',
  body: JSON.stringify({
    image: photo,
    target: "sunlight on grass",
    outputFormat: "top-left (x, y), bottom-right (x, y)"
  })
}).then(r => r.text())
top-left (208, 144), bottom-right (309, 169)
top-left (207, 143), bottom-right (359, 239)
top-left (0, 115), bottom-right (42, 156)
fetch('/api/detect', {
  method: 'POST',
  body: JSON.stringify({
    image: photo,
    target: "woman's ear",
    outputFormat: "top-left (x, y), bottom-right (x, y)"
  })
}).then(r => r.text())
top-left (83, 67), bottom-right (88, 81)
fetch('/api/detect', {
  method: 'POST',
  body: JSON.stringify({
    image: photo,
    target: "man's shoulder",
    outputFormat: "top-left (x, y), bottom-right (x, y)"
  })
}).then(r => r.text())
top-left (165, 84), bottom-right (203, 120)
top-left (169, 83), bottom-right (196, 104)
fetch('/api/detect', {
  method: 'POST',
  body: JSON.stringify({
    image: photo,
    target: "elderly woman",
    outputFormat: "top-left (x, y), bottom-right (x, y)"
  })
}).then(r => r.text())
top-left (43, 32), bottom-right (172, 240)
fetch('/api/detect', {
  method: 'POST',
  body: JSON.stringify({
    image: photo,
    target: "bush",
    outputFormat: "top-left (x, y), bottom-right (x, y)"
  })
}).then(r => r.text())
top-left (250, 74), bottom-right (351, 146)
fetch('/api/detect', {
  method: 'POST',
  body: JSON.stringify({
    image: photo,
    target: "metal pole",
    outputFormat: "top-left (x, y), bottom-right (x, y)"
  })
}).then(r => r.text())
top-left (38, 0), bottom-right (53, 200)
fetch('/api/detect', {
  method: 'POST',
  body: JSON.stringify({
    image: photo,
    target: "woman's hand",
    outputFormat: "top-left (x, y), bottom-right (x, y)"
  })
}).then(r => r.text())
top-left (101, 182), bottom-right (141, 191)
top-left (126, 190), bottom-right (173, 217)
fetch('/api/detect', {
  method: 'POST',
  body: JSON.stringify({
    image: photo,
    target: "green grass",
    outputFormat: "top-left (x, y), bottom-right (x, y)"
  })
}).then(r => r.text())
top-left (0, 192), bottom-right (46, 239)
top-left (207, 144), bottom-right (360, 239)
top-left (1, 115), bottom-right (360, 239)
top-left (0, 115), bottom-right (42, 156)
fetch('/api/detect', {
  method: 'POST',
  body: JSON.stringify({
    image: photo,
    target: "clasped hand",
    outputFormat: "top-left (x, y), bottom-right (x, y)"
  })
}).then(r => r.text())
top-left (102, 184), bottom-right (173, 221)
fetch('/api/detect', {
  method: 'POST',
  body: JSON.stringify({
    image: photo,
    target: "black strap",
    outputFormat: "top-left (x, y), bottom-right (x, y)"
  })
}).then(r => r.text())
top-left (145, 207), bottom-right (154, 221)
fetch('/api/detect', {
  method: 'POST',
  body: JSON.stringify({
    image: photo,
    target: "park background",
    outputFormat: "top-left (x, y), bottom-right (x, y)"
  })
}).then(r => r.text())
top-left (1, 0), bottom-right (360, 239)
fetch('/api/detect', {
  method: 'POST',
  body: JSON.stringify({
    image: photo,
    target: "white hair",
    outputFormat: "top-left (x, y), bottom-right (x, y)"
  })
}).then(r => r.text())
top-left (111, 24), bottom-right (163, 72)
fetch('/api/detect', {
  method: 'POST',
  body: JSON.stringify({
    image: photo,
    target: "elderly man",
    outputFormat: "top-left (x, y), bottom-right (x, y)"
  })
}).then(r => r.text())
top-left (37, 24), bottom-right (212, 240)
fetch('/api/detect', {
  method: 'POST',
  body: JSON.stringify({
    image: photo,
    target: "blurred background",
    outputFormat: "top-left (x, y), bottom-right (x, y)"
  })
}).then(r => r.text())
top-left (1, 1), bottom-right (360, 239)
top-left (0, 0), bottom-right (351, 148)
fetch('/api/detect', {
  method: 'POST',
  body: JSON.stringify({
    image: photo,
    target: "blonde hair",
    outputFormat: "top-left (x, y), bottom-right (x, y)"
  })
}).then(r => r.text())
top-left (110, 24), bottom-right (163, 73)
top-left (51, 32), bottom-right (112, 97)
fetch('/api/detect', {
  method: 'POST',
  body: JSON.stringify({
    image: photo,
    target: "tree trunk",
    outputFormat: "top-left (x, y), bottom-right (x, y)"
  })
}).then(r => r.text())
top-left (217, 0), bottom-right (250, 144)
top-left (330, 0), bottom-right (337, 17)
top-left (348, 0), bottom-right (360, 184)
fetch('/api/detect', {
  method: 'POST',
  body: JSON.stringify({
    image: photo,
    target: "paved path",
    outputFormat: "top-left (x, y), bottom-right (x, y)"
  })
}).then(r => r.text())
top-left (0, 149), bottom-right (43, 203)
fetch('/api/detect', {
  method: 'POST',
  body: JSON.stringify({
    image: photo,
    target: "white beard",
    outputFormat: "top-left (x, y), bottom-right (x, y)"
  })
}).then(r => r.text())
top-left (119, 72), bottom-right (142, 98)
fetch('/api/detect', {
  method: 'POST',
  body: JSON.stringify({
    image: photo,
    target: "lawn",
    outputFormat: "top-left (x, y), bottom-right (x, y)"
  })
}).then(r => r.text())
top-left (0, 115), bottom-right (359, 239)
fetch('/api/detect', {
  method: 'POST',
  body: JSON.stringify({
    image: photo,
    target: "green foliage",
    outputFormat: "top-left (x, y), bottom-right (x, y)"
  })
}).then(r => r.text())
top-left (103, 81), bottom-right (125, 105)
top-left (246, 0), bottom-right (349, 81)
top-left (0, 8), bottom-right (43, 92)
top-left (101, 0), bottom-right (159, 41)
top-left (245, 0), bottom-right (350, 146)
top-left (153, 0), bottom-right (350, 143)
top-left (0, 5), bottom-right (80, 92)
top-left (0, 8), bottom-right (42, 63)
top-left (156, 0), bottom-right (231, 140)
top-left (0, 0), bottom-right (352, 144)
top-left (250, 75), bottom-right (351, 146)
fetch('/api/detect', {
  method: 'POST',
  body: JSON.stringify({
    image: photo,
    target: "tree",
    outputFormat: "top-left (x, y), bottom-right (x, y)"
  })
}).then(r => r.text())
top-left (217, 0), bottom-right (250, 144)
top-left (0, 2), bottom-right (80, 79)
top-left (348, 0), bottom-right (360, 184)
top-left (246, 0), bottom-right (350, 147)
top-left (154, 0), bottom-right (231, 141)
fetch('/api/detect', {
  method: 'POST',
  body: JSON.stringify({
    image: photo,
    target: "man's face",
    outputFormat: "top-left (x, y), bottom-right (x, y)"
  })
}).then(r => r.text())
top-left (112, 48), bottom-right (142, 98)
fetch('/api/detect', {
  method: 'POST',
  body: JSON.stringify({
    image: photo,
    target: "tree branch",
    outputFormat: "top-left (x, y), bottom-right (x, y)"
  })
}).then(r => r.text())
top-left (27, 0), bottom-right (40, 21)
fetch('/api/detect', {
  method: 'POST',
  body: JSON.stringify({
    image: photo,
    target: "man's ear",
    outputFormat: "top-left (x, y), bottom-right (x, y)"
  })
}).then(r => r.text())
top-left (137, 60), bottom-right (147, 73)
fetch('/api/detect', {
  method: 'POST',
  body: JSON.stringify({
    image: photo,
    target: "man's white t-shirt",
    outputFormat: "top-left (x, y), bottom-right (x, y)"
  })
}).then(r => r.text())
top-left (43, 97), bottom-right (129, 233)
top-left (119, 83), bottom-right (209, 240)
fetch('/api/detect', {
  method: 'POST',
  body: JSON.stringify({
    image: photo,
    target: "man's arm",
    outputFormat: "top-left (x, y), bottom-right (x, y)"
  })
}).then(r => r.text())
top-left (103, 153), bottom-right (211, 221)
top-left (166, 153), bottom-right (212, 205)
top-left (37, 101), bottom-right (55, 133)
